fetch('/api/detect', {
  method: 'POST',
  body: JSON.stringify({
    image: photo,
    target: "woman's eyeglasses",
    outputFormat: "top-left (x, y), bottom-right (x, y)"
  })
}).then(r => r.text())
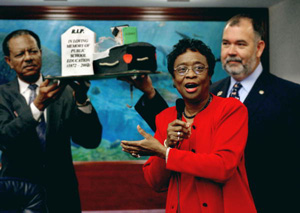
top-left (174, 64), bottom-right (208, 76)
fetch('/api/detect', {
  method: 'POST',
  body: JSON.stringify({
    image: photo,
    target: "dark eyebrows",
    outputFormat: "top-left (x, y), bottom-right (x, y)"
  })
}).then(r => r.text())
top-left (222, 39), bottom-right (248, 44)
top-left (236, 40), bottom-right (248, 44)
top-left (12, 48), bottom-right (39, 57)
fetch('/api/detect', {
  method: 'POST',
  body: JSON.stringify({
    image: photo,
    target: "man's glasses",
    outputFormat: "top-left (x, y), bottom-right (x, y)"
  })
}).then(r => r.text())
top-left (174, 64), bottom-right (208, 76)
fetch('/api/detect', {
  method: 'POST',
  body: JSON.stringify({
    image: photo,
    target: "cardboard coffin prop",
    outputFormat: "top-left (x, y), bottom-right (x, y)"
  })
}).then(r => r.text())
top-left (93, 42), bottom-right (157, 76)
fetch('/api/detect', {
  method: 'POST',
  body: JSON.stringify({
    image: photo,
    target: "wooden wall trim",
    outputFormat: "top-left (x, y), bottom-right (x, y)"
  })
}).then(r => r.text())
top-left (0, 6), bottom-right (267, 21)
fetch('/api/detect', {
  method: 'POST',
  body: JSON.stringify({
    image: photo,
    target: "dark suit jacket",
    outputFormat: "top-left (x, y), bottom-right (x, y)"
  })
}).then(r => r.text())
top-left (0, 78), bottom-right (102, 213)
top-left (135, 71), bottom-right (300, 212)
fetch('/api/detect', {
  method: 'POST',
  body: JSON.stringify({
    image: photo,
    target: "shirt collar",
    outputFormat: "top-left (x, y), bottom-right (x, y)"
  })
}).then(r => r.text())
top-left (18, 75), bottom-right (43, 95)
top-left (229, 62), bottom-right (263, 93)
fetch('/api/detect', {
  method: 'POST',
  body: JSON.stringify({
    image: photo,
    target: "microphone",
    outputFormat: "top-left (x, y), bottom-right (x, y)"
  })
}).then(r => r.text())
top-left (176, 98), bottom-right (185, 120)
top-left (175, 98), bottom-right (185, 149)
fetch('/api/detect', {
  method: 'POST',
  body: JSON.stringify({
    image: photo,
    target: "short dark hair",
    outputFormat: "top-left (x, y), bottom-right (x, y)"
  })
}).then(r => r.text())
top-left (2, 29), bottom-right (41, 57)
top-left (226, 14), bottom-right (265, 41)
top-left (167, 38), bottom-right (215, 77)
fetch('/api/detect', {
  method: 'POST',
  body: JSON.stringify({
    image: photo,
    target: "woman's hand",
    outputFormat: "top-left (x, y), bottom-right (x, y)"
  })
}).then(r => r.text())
top-left (118, 75), bottom-right (156, 99)
top-left (121, 125), bottom-right (167, 159)
top-left (165, 119), bottom-right (191, 148)
top-left (67, 80), bottom-right (91, 104)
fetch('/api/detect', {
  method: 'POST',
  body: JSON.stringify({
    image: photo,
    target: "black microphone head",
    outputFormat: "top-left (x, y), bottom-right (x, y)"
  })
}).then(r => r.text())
top-left (176, 98), bottom-right (185, 120)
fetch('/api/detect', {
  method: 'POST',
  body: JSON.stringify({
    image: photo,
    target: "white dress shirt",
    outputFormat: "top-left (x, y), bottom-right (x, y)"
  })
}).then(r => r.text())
top-left (227, 63), bottom-right (263, 103)
top-left (18, 75), bottom-right (45, 121)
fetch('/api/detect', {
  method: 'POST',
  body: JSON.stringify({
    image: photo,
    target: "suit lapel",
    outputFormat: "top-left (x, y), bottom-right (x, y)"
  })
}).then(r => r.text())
top-left (243, 71), bottom-right (271, 117)
top-left (8, 79), bottom-right (29, 117)
top-left (214, 77), bottom-right (230, 98)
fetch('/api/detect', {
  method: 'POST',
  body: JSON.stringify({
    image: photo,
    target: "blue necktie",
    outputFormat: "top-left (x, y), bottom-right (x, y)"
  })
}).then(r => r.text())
top-left (28, 84), bottom-right (46, 151)
top-left (229, 82), bottom-right (243, 100)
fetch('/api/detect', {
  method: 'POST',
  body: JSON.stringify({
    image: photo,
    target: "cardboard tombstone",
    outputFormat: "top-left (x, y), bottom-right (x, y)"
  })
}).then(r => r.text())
top-left (61, 26), bottom-right (95, 77)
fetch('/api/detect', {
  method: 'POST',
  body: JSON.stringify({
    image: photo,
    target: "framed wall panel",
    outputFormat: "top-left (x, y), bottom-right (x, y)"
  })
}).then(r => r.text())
top-left (0, 6), bottom-right (268, 162)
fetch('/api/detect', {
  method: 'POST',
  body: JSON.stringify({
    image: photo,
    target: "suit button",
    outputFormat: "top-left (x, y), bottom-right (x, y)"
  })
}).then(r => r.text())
top-left (192, 125), bottom-right (196, 129)
top-left (203, 203), bottom-right (208, 207)
top-left (191, 149), bottom-right (196, 153)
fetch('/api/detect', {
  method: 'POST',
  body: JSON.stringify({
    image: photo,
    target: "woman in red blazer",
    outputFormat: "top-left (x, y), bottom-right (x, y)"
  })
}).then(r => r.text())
top-left (122, 38), bottom-right (256, 213)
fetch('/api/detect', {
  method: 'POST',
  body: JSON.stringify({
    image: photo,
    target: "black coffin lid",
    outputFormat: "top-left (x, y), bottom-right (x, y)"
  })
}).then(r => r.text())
top-left (93, 42), bottom-right (157, 75)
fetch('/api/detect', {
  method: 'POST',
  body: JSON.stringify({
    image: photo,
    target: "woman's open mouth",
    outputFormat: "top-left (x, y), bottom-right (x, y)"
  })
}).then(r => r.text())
top-left (185, 83), bottom-right (199, 93)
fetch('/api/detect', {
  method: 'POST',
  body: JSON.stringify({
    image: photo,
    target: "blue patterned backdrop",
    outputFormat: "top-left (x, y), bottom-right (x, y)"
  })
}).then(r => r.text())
top-left (0, 20), bottom-right (228, 161)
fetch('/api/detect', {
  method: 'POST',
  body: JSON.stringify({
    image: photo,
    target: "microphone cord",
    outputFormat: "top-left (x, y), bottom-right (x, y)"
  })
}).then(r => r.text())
top-left (176, 172), bottom-right (181, 213)
top-left (176, 123), bottom-right (181, 213)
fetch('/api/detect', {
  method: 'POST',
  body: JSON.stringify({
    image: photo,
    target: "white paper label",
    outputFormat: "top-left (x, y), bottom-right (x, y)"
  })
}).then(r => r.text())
top-left (61, 26), bottom-right (95, 76)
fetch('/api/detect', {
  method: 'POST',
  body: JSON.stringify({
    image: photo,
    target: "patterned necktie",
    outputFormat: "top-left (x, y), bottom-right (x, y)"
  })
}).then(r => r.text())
top-left (28, 84), bottom-right (46, 151)
top-left (229, 82), bottom-right (243, 100)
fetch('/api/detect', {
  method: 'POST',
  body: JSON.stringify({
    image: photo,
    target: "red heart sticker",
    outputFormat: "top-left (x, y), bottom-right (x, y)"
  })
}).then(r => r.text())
top-left (123, 54), bottom-right (133, 64)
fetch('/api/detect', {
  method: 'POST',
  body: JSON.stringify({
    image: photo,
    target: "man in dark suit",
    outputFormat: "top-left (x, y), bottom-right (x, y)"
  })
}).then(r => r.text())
top-left (0, 29), bottom-right (102, 212)
top-left (211, 14), bottom-right (300, 212)
top-left (132, 14), bottom-right (300, 212)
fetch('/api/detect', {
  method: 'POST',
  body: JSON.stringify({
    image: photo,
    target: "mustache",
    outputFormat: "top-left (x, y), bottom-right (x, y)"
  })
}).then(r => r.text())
top-left (225, 57), bottom-right (242, 64)
top-left (23, 63), bottom-right (37, 68)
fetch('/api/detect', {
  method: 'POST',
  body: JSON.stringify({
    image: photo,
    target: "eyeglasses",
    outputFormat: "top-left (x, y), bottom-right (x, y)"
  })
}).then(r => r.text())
top-left (174, 64), bottom-right (208, 76)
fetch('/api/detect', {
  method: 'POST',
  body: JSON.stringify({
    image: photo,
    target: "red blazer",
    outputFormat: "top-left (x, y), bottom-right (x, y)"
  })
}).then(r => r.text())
top-left (143, 95), bottom-right (256, 213)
